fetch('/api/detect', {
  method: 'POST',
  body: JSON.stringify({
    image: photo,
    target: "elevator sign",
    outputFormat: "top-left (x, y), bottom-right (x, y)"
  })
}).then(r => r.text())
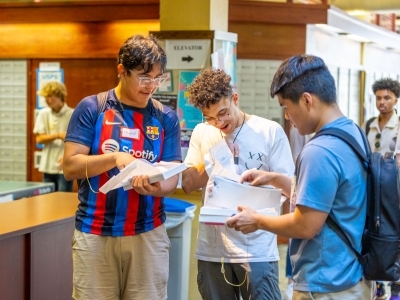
top-left (165, 39), bottom-right (211, 69)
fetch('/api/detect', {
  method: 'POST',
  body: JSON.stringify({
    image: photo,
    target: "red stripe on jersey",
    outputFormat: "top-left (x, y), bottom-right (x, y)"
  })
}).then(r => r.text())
top-left (124, 188), bottom-right (139, 234)
top-left (123, 112), bottom-right (144, 234)
top-left (90, 173), bottom-right (109, 235)
top-left (91, 110), bottom-right (116, 234)
top-left (133, 112), bottom-right (145, 153)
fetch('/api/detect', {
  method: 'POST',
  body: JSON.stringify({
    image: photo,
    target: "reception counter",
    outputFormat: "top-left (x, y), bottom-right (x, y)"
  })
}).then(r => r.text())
top-left (0, 190), bottom-right (202, 300)
top-left (0, 192), bottom-right (77, 300)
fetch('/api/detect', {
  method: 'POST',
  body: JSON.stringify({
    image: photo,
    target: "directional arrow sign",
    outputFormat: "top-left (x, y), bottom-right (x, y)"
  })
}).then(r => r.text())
top-left (166, 39), bottom-right (210, 69)
top-left (182, 55), bottom-right (193, 63)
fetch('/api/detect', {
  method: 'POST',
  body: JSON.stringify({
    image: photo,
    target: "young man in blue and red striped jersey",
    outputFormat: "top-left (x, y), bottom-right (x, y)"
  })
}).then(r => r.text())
top-left (63, 35), bottom-right (181, 300)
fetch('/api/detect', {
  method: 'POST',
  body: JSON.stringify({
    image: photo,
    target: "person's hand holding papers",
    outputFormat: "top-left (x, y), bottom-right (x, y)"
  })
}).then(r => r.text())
top-left (99, 159), bottom-right (186, 196)
top-left (226, 205), bottom-right (260, 234)
top-left (131, 174), bottom-right (161, 196)
top-left (227, 168), bottom-right (293, 233)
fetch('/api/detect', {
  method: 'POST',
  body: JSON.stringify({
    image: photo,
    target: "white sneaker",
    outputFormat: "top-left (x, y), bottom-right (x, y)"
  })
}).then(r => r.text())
top-left (285, 281), bottom-right (294, 299)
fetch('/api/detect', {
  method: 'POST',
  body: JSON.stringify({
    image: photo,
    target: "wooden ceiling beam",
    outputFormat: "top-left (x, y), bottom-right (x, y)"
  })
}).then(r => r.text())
top-left (0, 0), bottom-right (159, 23)
top-left (229, 0), bottom-right (329, 25)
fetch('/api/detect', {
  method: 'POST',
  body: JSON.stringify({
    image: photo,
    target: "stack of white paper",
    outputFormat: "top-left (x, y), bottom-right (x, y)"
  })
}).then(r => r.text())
top-left (199, 140), bottom-right (283, 225)
top-left (199, 206), bottom-right (278, 225)
top-left (99, 159), bottom-right (186, 194)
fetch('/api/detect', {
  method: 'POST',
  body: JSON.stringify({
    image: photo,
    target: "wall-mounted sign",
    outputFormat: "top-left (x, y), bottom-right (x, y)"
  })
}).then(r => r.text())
top-left (153, 93), bottom-right (177, 111)
top-left (35, 62), bottom-right (64, 149)
top-left (36, 62), bottom-right (64, 109)
top-left (166, 39), bottom-right (211, 69)
top-left (177, 71), bottom-right (202, 130)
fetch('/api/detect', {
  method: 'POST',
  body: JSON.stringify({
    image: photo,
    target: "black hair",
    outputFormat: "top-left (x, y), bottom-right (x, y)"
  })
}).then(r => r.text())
top-left (188, 68), bottom-right (233, 109)
top-left (118, 34), bottom-right (167, 75)
top-left (372, 78), bottom-right (400, 98)
top-left (270, 54), bottom-right (336, 104)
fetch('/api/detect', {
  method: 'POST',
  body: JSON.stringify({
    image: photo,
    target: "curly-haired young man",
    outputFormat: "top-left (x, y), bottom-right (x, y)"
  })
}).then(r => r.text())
top-left (362, 78), bottom-right (400, 156)
top-left (182, 68), bottom-right (294, 300)
top-left (366, 78), bottom-right (400, 300)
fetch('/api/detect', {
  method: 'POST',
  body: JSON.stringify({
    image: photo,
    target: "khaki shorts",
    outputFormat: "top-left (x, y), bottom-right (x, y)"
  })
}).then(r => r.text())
top-left (72, 226), bottom-right (170, 300)
top-left (292, 279), bottom-right (376, 300)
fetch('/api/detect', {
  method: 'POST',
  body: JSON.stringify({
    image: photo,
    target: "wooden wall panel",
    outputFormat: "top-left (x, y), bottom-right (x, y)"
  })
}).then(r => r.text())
top-left (0, 0), bottom-right (159, 23)
top-left (0, 21), bottom-right (160, 59)
top-left (229, 22), bottom-right (307, 60)
top-left (229, 0), bottom-right (329, 25)
top-left (28, 59), bottom-right (119, 183)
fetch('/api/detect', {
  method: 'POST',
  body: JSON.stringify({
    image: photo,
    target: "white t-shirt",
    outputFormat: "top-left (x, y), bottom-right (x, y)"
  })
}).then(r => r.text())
top-left (185, 115), bottom-right (295, 263)
top-left (33, 104), bottom-right (74, 174)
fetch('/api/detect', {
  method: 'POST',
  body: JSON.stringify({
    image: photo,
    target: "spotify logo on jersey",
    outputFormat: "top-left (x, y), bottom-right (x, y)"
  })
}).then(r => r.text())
top-left (101, 139), bottom-right (120, 153)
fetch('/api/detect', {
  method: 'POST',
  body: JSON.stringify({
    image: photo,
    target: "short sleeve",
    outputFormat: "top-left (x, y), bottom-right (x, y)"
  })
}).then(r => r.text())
top-left (33, 109), bottom-right (47, 134)
top-left (295, 143), bottom-right (340, 213)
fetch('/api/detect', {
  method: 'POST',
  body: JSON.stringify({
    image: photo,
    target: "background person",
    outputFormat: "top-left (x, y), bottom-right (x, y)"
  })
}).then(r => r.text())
top-left (33, 81), bottom-right (74, 191)
top-left (362, 78), bottom-right (400, 155)
top-left (63, 35), bottom-right (181, 300)
top-left (227, 54), bottom-right (376, 300)
top-left (182, 68), bottom-right (294, 300)
top-left (362, 78), bottom-right (400, 300)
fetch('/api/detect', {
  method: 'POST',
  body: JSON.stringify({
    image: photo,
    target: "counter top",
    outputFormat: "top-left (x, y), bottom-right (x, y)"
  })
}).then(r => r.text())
top-left (0, 192), bottom-right (78, 241)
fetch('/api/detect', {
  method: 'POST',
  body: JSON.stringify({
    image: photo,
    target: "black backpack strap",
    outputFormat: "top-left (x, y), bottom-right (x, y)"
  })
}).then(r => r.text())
top-left (96, 91), bottom-right (109, 119)
top-left (312, 126), bottom-right (370, 168)
top-left (150, 97), bottom-right (165, 127)
top-left (365, 117), bottom-right (375, 136)
top-left (326, 217), bottom-right (364, 262)
top-left (307, 126), bottom-right (371, 265)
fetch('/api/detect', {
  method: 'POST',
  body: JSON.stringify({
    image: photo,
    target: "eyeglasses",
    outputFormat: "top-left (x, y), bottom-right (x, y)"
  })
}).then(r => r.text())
top-left (375, 133), bottom-right (381, 149)
top-left (133, 72), bottom-right (167, 87)
top-left (203, 100), bottom-right (232, 125)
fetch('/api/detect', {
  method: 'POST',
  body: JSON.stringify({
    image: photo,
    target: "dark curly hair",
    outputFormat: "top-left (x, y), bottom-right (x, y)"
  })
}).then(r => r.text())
top-left (188, 69), bottom-right (233, 109)
top-left (372, 78), bottom-right (400, 98)
top-left (118, 34), bottom-right (167, 75)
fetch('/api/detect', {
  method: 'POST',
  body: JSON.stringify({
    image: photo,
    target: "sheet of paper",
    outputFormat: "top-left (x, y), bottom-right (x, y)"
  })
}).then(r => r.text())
top-left (208, 139), bottom-right (236, 174)
top-left (123, 161), bottom-right (186, 190)
top-left (199, 206), bottom-right (278, 225)
top-left (120, 159), bottom-right (161, 185)
top-left (211, 161), bottom-right (241, 182)
top-left (99, 159), bottom-right (157, 194)
top-left (99, 159), bottom-right (186, 194)
top-left (205, 175), bottom-right (282, 210)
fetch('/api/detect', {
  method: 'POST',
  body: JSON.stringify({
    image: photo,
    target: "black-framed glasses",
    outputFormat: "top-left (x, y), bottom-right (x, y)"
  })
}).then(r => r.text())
top-left (375, 133), bottom-right (381, 149)
top-left (203, 99), bottom-right (232, 125)
top-left (133, 72), bottom-right (168, 87)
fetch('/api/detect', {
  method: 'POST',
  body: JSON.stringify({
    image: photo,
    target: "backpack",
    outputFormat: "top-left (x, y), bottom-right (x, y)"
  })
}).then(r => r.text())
top-left (96, 91), bottom-right (165, 124)
top-left (308, 126), bottom-right (400, 281)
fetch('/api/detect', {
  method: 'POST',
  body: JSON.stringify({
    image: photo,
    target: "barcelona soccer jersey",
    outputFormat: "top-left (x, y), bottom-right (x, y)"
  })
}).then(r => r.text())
top-left (65, 89), bottom-right (181, 236)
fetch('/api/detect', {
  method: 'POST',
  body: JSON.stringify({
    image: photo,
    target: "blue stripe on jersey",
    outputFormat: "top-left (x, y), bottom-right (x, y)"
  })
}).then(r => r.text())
top-left (81, 177), bottom-right (100, 232)
top-left (112, 187), bottom-right (129, 236)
